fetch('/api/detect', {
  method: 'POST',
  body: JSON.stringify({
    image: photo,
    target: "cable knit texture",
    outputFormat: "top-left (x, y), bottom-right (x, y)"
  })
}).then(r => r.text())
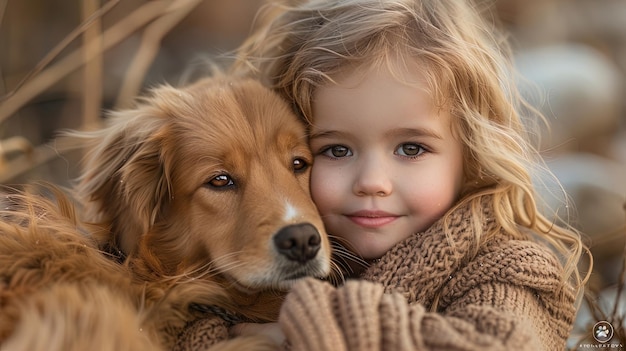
top-left (173, 316), bottom-right (229, 351)
top-left (279, 198), bottom-right (576, 351)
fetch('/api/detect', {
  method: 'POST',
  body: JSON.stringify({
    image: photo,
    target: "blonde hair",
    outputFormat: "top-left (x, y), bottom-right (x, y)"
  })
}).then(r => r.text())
top-left (233, 0), bottom-right (589, 299)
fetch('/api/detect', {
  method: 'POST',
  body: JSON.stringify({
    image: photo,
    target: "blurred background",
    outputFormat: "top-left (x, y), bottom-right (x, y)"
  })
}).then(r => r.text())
top-left (0, 0), bottom-right (624, 348)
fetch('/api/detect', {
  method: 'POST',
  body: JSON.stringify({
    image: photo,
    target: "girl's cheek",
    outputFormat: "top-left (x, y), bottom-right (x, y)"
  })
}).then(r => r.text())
top-left (310, 172), bottom-right (328, 207)
top-left (310, 165), bottom-right (340, 210)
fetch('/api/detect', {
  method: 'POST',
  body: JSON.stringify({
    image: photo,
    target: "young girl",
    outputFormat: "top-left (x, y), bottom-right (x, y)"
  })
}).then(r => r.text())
top-left (226, 0), bottom-right (590, 350)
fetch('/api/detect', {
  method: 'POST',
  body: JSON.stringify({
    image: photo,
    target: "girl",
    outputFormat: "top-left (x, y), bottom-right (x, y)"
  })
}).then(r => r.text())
top-left (227, 0), bottom-right (590, 350)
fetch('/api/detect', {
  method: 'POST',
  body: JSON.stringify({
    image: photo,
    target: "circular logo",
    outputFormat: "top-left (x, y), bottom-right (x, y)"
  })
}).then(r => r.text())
top-left (593, 321), bottom-right (614, 344)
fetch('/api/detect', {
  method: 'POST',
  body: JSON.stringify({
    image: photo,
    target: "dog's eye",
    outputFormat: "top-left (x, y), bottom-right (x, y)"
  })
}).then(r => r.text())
top-left (207, 174), bottom-right (235, 189)
top-left (292, 158), bottom-right (309, 173)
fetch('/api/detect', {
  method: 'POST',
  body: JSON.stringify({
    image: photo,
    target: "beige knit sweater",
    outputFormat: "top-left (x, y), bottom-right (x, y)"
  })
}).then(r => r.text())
top-left (278, 199), bottom-right (576, 351)
top-left (176, 198), bottom-right (576, 350)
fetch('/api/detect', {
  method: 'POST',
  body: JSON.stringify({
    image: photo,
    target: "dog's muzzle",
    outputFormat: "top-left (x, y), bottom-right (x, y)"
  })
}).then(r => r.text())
top-left (273, 223), bottom-right (321, 264)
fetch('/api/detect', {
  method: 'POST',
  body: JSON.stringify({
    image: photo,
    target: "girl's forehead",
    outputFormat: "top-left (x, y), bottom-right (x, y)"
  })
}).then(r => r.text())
top-left (310, 55), bottom-right (458, 134)
top-left (321, 55), bottom-right (435, 98)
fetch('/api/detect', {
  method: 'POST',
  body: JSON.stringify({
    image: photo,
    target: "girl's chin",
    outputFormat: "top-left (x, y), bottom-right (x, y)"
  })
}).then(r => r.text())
top-left (335, 227), bottom-right (413, 260)
top-left (353, 243), bottom-right (393, 261)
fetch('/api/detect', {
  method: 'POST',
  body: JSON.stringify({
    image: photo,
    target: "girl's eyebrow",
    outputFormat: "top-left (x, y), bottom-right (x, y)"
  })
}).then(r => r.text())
top-left (387, 127), bottom-right (443, 140)
top-left (308, 130), bottom-right (349, 140)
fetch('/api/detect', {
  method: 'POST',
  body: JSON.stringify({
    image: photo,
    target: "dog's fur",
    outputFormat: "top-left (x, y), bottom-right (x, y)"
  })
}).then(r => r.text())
top-left (0, 76), bottom-right (331, 350)
top-left (0, 187), bottom-right (163, 351)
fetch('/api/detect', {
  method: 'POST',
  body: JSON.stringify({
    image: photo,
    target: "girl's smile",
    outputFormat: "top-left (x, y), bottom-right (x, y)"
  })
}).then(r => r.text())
top-left (345, 209), bottom-right (401, 229)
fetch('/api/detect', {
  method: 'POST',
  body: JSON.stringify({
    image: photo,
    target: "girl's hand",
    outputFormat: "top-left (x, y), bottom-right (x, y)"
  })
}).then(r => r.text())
top-left (230, 322), bottom-right (285, 346)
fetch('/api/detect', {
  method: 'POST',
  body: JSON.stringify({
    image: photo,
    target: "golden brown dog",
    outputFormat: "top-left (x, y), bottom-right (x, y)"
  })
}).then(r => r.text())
top-left (0, 75), bottom-right (331, 350)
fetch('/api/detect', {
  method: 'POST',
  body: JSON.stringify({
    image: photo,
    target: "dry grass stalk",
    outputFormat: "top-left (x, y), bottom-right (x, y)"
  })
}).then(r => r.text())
top-left (0, 136), bottom-right (34, 170)
top-left (115, 0), bottom-right (204, 109)
top-left (0, 0), bottom-right (203, 180)
top-left (81, 0), bottom-right (105, 130)
top-left (0, 0), bottom-right (119, 107)
top-left (0, 0), bottom-right (201, 125)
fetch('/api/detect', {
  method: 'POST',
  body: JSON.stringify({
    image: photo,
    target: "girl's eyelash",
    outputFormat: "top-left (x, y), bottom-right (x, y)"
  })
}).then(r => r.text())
top-left (318, 144), bottom-right (352, 159)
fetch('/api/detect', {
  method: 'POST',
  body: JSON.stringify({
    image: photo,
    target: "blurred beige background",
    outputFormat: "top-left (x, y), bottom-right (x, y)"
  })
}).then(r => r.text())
top-left (1, 0), bottom-right (625, 347)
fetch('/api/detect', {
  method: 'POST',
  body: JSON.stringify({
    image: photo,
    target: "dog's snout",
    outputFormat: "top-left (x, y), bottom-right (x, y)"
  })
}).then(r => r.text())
top-left (273, 223), bottom-right (321, 263)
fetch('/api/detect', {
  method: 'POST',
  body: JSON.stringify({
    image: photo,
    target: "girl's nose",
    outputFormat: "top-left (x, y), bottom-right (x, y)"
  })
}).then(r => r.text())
top-left (352, 156), bottom-right (392, 197)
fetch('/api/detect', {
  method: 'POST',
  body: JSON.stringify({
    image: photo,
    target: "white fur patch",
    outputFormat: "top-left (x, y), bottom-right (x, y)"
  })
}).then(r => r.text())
top-left (283, 202), bottom-right (299, 222)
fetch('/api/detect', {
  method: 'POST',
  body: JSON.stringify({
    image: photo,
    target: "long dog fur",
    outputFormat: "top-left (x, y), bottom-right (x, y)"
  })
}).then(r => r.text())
top-left (0, 186), bottom-right (161, 351)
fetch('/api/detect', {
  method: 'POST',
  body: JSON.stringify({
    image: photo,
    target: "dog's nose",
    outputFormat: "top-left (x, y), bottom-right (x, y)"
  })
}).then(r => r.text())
top-left (273, 223), bottom-right (321, 263)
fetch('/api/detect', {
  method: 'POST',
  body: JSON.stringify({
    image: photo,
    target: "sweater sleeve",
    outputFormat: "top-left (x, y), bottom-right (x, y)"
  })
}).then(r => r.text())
top-left (279, 278), bottom-right (545, 351)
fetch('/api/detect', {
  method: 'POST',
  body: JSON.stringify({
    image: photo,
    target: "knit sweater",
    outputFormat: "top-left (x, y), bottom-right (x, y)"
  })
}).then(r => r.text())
top-left (278, 198), bottom-right (577, 351)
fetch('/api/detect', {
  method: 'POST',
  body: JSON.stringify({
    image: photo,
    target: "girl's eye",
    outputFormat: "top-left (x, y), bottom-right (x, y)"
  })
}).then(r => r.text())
top-left (395, 143), bottom-right (426, 158)
top-left (321, 145), bottom-right (352, 158)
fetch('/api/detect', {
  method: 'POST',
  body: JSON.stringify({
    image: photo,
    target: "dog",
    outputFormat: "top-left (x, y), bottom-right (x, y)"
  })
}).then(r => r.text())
top-left (0, 74), bottom-right (332, 350)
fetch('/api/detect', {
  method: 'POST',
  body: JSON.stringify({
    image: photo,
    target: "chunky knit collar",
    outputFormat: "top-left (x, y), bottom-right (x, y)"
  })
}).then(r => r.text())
top-left (361, 196), bottom-right (498, 306)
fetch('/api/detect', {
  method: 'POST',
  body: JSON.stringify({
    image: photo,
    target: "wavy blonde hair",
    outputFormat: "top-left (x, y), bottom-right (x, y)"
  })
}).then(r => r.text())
top-left (233, 0), bottom-right (590, 299)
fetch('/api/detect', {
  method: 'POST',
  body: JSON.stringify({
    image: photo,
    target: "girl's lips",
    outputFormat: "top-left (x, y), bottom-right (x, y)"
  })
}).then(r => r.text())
top-left (346, 210), bottom-right (399, 228)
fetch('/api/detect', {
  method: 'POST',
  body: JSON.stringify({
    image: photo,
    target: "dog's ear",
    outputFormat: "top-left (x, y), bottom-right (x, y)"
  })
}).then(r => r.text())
top-left (66, 102), bottom-right (174, 253)
top-left (114, 112), bottom-right (173, 232)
